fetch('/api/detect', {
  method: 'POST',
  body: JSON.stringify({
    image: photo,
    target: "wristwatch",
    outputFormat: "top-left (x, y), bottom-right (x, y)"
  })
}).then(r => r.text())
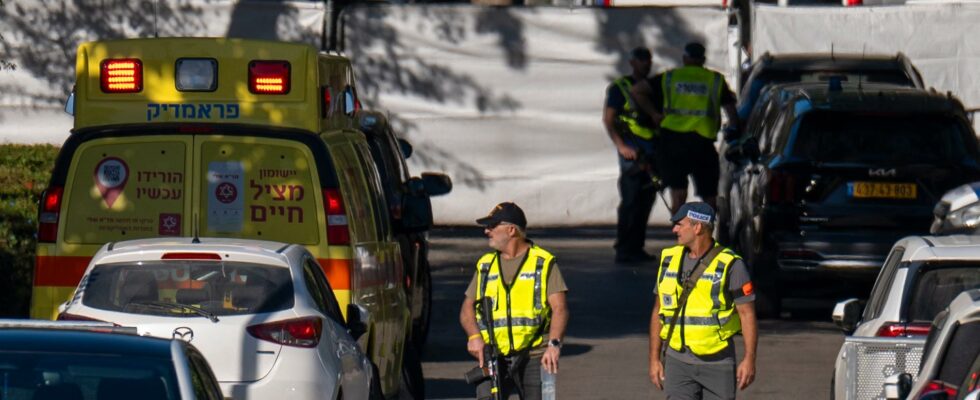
top-left (548, 338), bottom-right (562, 349)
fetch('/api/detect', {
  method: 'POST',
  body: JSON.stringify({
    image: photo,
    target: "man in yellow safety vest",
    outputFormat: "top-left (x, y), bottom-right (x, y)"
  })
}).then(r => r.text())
top-left (460, 202), bottom-right (569, 400)
top-left (603, 47), bottom-right (661, 264)
top-left (632, 42), bottom-right (739, 215)
top-left (649, 202), bottom-right (757, 400)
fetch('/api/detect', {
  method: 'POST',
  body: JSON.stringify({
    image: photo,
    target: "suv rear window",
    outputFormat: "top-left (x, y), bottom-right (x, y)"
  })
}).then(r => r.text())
top-left (906, 264), bottom-right (980, 323)
top-left (82, 261), bottom-right (294, 316)
top-left (790, 112), bottom-right (971, 164)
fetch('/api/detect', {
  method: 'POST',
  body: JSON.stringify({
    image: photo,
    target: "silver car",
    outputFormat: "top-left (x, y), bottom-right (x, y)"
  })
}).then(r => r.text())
top-left (884, 289), bottom-right (980, 400)
top-left (832, 235), bottom-right (980, 399)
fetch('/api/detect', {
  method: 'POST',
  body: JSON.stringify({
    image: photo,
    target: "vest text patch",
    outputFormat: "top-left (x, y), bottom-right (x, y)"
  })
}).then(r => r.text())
top-left (675, 82), bottom-right (708, 95)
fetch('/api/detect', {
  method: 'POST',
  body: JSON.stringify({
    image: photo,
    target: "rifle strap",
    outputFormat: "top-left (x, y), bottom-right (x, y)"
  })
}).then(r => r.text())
top-left (660, 245), bottom-right (724, 362)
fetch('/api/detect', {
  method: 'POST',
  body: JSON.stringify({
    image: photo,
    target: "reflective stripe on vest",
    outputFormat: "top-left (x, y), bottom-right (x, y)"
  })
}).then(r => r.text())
top-left (475, 245), bottom-right (555, 355)
top-left (613, 77), bottom-right (656, 140)
top-left (660, 66), bottom-right (724, 140)
top-left (656, 244), bottom-right (742, 356)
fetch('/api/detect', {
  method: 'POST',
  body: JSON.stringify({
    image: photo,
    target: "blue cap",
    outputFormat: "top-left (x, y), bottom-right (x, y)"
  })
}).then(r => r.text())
top-left (671, 202), bottom-right (715, 224)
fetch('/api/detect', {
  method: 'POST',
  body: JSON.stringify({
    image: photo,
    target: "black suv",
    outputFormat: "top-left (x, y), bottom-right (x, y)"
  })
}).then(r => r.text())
top-left (357, 111), bottom-right (452, 348)
top-left (723, 82), bottom-right (980, 315)
top-left (737, 52), bottom-right (925, 121)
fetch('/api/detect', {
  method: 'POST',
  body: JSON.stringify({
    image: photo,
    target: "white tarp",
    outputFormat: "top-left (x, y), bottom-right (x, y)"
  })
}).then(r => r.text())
top-left (0, 0), bottom-right (324, 144)
top-left (752, 4), bottom-right (980, 114)
top-left (343, 5), bottom-right (732, 225)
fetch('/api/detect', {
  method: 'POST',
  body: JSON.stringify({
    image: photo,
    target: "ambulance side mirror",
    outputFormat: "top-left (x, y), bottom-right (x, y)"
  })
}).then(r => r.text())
top-left (398, 138), bottom-right (414, 159)
top-left (421, 172), bottom-right (452, 197)
top-left (64, 89), bottom-right (75, 116)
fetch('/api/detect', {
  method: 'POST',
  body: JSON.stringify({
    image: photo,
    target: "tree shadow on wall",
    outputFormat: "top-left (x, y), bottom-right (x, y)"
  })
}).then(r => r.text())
top-left (0, 0), bottom-right (317, 123)
top-left (341, 5), bottom-right (543, 191)
top-left (341, 5), bottom-right (708, 192)
top-left (594, 8), bottom-right (708, 87)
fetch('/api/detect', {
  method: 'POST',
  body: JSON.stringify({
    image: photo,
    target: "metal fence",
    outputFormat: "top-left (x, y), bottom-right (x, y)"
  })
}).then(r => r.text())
top-left (841, 336), bottom-right (926, 400)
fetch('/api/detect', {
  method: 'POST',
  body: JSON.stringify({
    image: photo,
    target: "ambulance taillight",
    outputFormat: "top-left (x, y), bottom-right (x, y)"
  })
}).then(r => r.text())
top-left (100, 59), bottom-right (142, 93)
top-left (37, 186), bottom-right (64, 243)
top-left (323, 188), bottom-right (350, 245)
top-left (248, 61), bottom-right (290, 94)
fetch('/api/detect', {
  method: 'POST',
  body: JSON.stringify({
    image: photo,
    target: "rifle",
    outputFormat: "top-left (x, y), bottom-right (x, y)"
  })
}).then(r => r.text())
top-left (463, 296), bottom-right (503, 400)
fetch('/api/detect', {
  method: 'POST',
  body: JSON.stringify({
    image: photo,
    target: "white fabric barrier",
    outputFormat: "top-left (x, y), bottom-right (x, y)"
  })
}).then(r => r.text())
top-left (343, 5), bottom-right (733, 225)
top-left (752, 3), bottom-right (980, 133)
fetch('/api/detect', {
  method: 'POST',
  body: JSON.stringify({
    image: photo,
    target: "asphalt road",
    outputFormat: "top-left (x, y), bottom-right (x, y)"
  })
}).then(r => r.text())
top-left (419, 226), bottom-right (846, 399)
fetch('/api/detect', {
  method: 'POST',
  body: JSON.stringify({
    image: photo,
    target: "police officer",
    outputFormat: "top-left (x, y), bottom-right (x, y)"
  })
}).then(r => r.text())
top-left (603, 47), bottom-right (660, 264)
top-left (649, 202), bottom-right (757, 400)
top-left (460, 202), bottom-right (569, 400)
top-left (631, 42), bottom-right (739, 215)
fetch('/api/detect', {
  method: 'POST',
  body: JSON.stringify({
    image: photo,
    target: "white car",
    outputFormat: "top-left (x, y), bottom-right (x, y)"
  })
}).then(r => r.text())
top-left (831, 235), bottom-right (980, 400)
top-left (884, 289), bottom-right (980, 400)
top-left (58, 237), bottom-right (377, 400)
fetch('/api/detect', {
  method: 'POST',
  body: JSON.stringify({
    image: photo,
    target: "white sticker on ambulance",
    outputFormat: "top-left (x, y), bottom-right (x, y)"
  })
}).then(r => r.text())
top-left (207, 161), bottom-right (245, 232)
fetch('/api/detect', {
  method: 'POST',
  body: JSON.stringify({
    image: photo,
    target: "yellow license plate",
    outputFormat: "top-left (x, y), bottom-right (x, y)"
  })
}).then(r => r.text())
top-left (850, 182), bottom-right (917, 199)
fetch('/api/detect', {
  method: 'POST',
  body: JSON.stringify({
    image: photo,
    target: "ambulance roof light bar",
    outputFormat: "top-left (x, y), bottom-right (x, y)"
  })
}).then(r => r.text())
top-left (100, 59), bottom-right (143, 93)
top-left (249, 60), bottom-right (290, 95)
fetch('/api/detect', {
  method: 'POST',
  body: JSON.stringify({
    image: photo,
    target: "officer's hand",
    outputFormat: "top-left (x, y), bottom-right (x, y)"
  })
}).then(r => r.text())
top-left (649, 358), bottom-right (665, 389)
top-left (467, 336), bottom-right (485, 366)
top-left (618, 144), bottom-right (638, 160)
top-left (542, 346), bottom-right (560, 374)
top-left (737, 358), bottom-right (755, 390)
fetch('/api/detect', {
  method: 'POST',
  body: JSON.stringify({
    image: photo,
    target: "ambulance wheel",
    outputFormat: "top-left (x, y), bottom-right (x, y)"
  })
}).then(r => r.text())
top-left (411, 261), bottom-right (432, 350)
top-left (398, 341), bottom-right (425, 400)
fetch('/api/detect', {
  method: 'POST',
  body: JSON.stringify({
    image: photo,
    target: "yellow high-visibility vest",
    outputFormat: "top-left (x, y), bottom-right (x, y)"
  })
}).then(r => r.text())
top-left (660, 66), bottom-right (724, 140)
top-left (613, 77), bottom-right (656, 140)
top-left (475, 245), bottom-right (555, 355)
top-left (657, 244), bottom-right (742, 356)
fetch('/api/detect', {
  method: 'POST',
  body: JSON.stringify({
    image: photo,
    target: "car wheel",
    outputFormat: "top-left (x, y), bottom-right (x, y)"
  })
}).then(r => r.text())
top-left (411, 261), bottom-right (432, 350)
top-left (398, 341), bottom-right (425, 400)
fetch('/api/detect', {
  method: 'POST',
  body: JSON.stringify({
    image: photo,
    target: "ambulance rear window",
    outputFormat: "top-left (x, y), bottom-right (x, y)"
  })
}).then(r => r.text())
top-left (82, 261), bottom-right (294, 316)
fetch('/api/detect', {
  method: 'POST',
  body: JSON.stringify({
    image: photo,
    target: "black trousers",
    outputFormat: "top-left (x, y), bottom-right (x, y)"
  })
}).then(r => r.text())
top-left (476, 353), bottom-right (542, 400)
top-left (615, 164), bottom-right (656, 256)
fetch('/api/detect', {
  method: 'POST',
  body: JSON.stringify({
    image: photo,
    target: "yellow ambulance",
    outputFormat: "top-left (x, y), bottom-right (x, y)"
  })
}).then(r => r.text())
top-left (34, 38), bottom-right (424, 398)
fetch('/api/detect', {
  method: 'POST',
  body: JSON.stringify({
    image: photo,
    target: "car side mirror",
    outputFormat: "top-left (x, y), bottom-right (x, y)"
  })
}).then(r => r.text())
top-left (421, 172), bottom-right (452, 197)
top-left (397, 138), bottom-right (414, 159)
top-left (884, 372), bottom-right (914, 400)
top-left (832, 298), bottom-right (861, 334)
top-left (346, 303), bottom-right (371, 341)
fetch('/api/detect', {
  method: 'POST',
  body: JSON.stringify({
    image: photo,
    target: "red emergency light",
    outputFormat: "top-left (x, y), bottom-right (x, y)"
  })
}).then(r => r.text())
top-left (100, 59), bottom-right (143, 93)
top-left (249, 60), bottom-right (290, 94)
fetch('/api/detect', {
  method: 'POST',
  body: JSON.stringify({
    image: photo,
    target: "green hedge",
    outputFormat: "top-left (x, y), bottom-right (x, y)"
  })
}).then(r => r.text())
top-left (0, 144), bottom-right (58, 317)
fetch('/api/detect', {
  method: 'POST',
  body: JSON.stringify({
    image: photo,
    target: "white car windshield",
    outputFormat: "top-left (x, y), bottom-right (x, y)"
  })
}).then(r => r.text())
top-left (81, 261), bottom-right (293, 317)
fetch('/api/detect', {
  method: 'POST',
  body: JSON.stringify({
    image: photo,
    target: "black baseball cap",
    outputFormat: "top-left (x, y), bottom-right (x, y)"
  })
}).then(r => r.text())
top-left (630, 47), bottom-right (652, 61)
top-left (683, 42), bottom-right (706, 60)
top-left (476, 202), bottom-right (527, 230)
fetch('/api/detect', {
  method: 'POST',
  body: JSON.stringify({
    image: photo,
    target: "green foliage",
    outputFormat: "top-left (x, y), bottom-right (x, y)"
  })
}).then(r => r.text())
top-left (0, 144), bottom-right (58, 317)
